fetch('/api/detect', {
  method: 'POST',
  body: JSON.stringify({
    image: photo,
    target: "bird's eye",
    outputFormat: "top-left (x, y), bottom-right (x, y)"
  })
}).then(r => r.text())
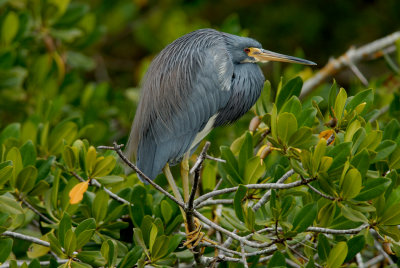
top-left (244, 48), bottom-right (250, 53)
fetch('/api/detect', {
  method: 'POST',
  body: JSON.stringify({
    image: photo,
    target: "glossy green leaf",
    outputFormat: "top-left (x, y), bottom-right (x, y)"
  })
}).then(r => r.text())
top-left (149, 223), bottom-right (158, 252)
top-left (267, 250), bottom-right (286, 268)
top-left (0, 195), bottom-right (24, 215)
top-left (0, 165), bottom-right (13, 187)
top-left (277, 112), bottom-right (298, 145)
top-left (1, 11), bottom-right (19, 45)
top-left (347, 89), bottom-right (373, 112)
top-left (344, 120), bottom-right (361, 142)
top-left (133, 228), bottom-right (149, 258)
top-left (317, 233), bottom-right (330, 262)
top-left (234, 185), bottom-right (247, 222)
top-left (354, 178), bottom-right (391, 201)
top-left (75, 218), bottom-right (96, 249)
top-left (96, 175), bottom-right (124, 185)
top-left (326, 242), bottom-right (348, 268)
top-left (6, 147), bottom-right (23, 185)
top-left (220, 146), bottom-right (242, 184)
top-left (345, 235), bottom-right (365, 262)
top-left (389, 146), bottom-right (400, 169)
top-left (327, 142), bottom-right (352, 171)
top-left (64, 229), bottom-right (77, 256)
top-left (48, 121), bottom-right (78, 155)
top-left (63, 145), bottom-right (76, 170)
top-left (85, 146), bottom-right (97, 175)
top-left (76, 251), bottom-right (106, 267)
top-left (351, 149), bottom-right (369, 178)
top-left (298, 107), bottom-right (317, 127)
top-left (334, 88), bottom-right (347, 121)
top-left (151, 235), bottom-right (169, 261)
top-left (101, 239), bottom-right (118, 267)
top-left (16, 165), bottom-right (37, 193)
top-left (202, 162), bottom-right (216, 192)
top-left (380, 203), bottom-right (400, 225)
top-left (340, 169), bottom-right (362, 199)
top-left (20, 140), bottom-right (36, 167)
top-left (91, 156), bottom-right (116, 178)
top-left (275, 76), bottom-right (303, 111)
top-left (117, 246), bottom-right (143, 268)
top-left (341, 206), bottom-right (368, 223)
top-left (0, 123), bottom-right (20, 145)
top-left (0, 238), bottom-right (13, 263)
top-left (374, 140), bottom-right (397, 162)
top-left (244, 156), bottom-right (265, 184)
top-left (292, 203), bottom-right (317, 233)
top-left (239, 132), bottom-right (253, 176)
top-left (318, 202), bottom-right (335, 227)
top-left (92, 190), bottom-right (109, 223)
top-left (288, 127), bottom-right (313, 148)
top-left (58, 213), bottom-right (72, 248)
top-left (280, 95), bottom-right (302, 116)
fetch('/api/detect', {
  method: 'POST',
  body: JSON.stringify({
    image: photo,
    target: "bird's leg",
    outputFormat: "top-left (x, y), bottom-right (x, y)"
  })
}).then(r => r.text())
top-left (181, 152), bottom-right (190, 202)
top-left (163, 164), bottom-right (186, 218)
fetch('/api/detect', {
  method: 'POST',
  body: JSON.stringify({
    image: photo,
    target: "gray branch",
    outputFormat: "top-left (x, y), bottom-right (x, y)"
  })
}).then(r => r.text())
top-left (2, 231), bottom-right (50, 247)
top-left (300, 31), bottom-right (400, 99)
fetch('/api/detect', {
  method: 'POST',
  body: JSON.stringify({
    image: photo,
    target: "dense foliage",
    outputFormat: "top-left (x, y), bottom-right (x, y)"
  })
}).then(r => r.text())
top-left (1, 0), bottom-right (400, 267)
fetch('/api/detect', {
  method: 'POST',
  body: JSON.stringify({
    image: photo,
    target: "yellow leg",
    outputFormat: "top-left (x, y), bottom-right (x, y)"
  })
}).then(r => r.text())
top-left (181, 152), bottom-right (190, 202)
top-left (163, 164), bottom-right (185, 219)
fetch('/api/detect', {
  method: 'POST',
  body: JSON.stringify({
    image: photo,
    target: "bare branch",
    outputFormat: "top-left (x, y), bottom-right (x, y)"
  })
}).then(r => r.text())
top-left (196, 199), bottom-right (233, 209)
top-left (2, 231), bottom-right (50, 247)
top-left (112, 142), bottom-right (185, 209)
top-left (190, 142), bottom-right (211, 175)
top-left (20, 197), bottom-right (56, 224)
top-left (205, 155), bottom-right (226, 163)
top-left (252, 169), bottom-right (295, 211)
top-left (307, 224), bottom-right (369, 234)
top-left (306, 184), bottom-right (336, 201)
top-left (300, 31), bottom-right (400, 98)
top-left (240, 242), bottom-right (249, 268)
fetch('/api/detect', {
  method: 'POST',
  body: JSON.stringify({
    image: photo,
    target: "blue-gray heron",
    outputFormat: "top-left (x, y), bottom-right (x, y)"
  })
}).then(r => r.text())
top-left (126, 29), bottom-right (315, 245)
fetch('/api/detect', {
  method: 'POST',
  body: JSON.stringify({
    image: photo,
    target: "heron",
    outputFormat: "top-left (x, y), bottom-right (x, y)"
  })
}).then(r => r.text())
top-left (126, 28), bottom-right (315, 248)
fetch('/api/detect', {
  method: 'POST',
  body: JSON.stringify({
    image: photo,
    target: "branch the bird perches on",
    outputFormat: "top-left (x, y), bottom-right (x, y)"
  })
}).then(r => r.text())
top-left (300, 31), bottom-right (400, 99)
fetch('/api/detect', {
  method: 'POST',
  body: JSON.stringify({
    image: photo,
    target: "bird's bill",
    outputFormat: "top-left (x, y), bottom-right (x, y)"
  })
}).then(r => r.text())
top-left (248, 48), bottom-right (316, 65)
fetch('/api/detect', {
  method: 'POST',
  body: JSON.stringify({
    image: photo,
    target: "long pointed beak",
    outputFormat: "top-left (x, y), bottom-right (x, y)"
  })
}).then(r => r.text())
top-left (251, 48), bottom-right (316, 65)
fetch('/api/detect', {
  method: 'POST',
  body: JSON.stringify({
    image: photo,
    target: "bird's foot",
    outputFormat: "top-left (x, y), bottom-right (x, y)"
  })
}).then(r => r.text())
top-left (183, 218), bottom-right (217, 252)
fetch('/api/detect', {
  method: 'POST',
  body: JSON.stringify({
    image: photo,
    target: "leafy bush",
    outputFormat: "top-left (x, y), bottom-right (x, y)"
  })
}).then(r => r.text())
top-left (1, 0), bottom-right (400, 267)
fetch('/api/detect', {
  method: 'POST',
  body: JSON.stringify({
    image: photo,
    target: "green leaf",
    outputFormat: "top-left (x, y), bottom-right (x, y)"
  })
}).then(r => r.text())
top-left (389, 146), bottom-right (400, 169)
top-left (318, 202), bottom-right (335, 227)
top-left (340, 168), bottom-right (362, 199)
top-left (92, 190), bottom-right (109, 223)
top-left (149, 223), bottom-right (158, 252)
top-left (344, 120), bottom-right (361, 142)
top-left (117, 246), bottom-right (143, 268)
top-left (58, 213), bottom-right (72, 248)
top-left (327, 242), bottom-right (348, 268)
top-left (19, 140), bottom-right (36, 167)
top-left (380, 203), bottom-right (400, 225)
top-left (1, 11), bottom-right (19, 45)
top-left (354, 178), bottom-right (391, 201)
top-left (133, 228), bottom-right (149, 258)
top-left (91, 156), bottom-right (116, 178)
top-left (76, 251), bottom-right (106, 267)
top-left (6, 147), bottom-right (23, 186)
top-left (151, 235), bottom-right (170, 261)
top-left (292, 203), bottom-right (317, 233)
top-left (288, 127), bottom-right (313, 148)
top-left (0, 123), bottom-right (20, 145)
top-left (96, 175), bottom-right (124, 185)
top-left (0, 238), bottom-right (13, 263)
top-left (47, 232), bottom-right (65, 258)
top-left (374, 140), bottom-right (397, 162)
top-left (347, 89), bottom-right (373, 112)
top-left (202, 162), bottom-right (216, 192)
top-left (220, 146), bottom-right (242, 184)
top-left (328, 80), bottom-right (338, 117)
top-left (166, 234), bottom-right (184, 255)
top-left (15, 165), bottom-right (37, 193)
top-left (244, 156), bottom-right (265, 184)
top-left (280, 95), bottom-right (302, 116)
top-left (351, 149), bottom-right (369, 178)
top-left (334, 88), bottom-right (347, 121)
top-left (345, 235), bottom-right (365, 262)
top-left (317, 234), bottom-right (330, 262)
top-left (275, 76), bottom-right (303, 111)
top-left (239, 132), bottom-right (253, 176)
top-left (160, 200), bottom-right (172, 224)
top-left (85, 146), bottom-right (97, 175)
top-left (0, 195), bottom-right (24, 215)
top-left (267, 251), bottom-right (286, 268)
top-left (63, 145), bottom-right (76, 170)
top-left (234, 185), bottom-right (247, 222)
top-left (298, 107), bottom-right (317, 127)
top-left (277, 112), bottom-right (298, 145)
top-left (64, 229), bottom-right (77, 256)
top-left (48, 121), bottom-right (78, 155)
top-left (313, 138), bottom-right (327, 174)
top-left (101, 239), bottom-right (118, 267)
top-left (327, 142), bottom-right (352, 171)
top-left (0, 165), bottom-right (13, 187)
top-left (75, 218), bottom-right (96, 249)
top-left (341, 206), bottom-right (368, 223)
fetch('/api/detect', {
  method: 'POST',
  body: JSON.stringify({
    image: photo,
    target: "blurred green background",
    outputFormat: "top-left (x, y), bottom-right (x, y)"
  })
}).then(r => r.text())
top-left (0, 0), bottom-right (399, 149)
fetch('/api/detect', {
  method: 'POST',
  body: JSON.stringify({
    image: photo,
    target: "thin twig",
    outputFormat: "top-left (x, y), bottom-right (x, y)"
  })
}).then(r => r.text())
top-left (196, 199), bottom-right (233, 209)
top-left (112, 142), bottom-right (185, 208)
top-left (190, 142), bottom-right (211, 175)
top-left (307, 224), bottom-right (369, 234)
top-left (195, 177), bottom-right (316, 207)
top-left (306, 184), bottom-right (336, 200)
top-left (240, 242), bottom-right (249, 268)
top-left (300, 31), bottom-right (400, 98)
top-left (363, 255), bottom-right (384, 267)
top-left (2, 231), bottom-right (50, 247)
top-left (252, 169), bottom-right (295, 211)
top-left (20, 198), bottom-right (56, 224)
top-left (356, 253), bottom-right (365, 268)
top-left (205, 155), bottom-right (226, 163)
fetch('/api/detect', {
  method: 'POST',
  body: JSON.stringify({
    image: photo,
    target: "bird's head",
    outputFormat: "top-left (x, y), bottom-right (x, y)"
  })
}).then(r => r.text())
top-left (223, 33), bottom-right (316, 66)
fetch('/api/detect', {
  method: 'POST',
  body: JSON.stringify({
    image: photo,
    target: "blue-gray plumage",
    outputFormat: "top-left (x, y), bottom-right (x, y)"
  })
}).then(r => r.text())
top-left (126, 29), bottom-right (315, 180)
